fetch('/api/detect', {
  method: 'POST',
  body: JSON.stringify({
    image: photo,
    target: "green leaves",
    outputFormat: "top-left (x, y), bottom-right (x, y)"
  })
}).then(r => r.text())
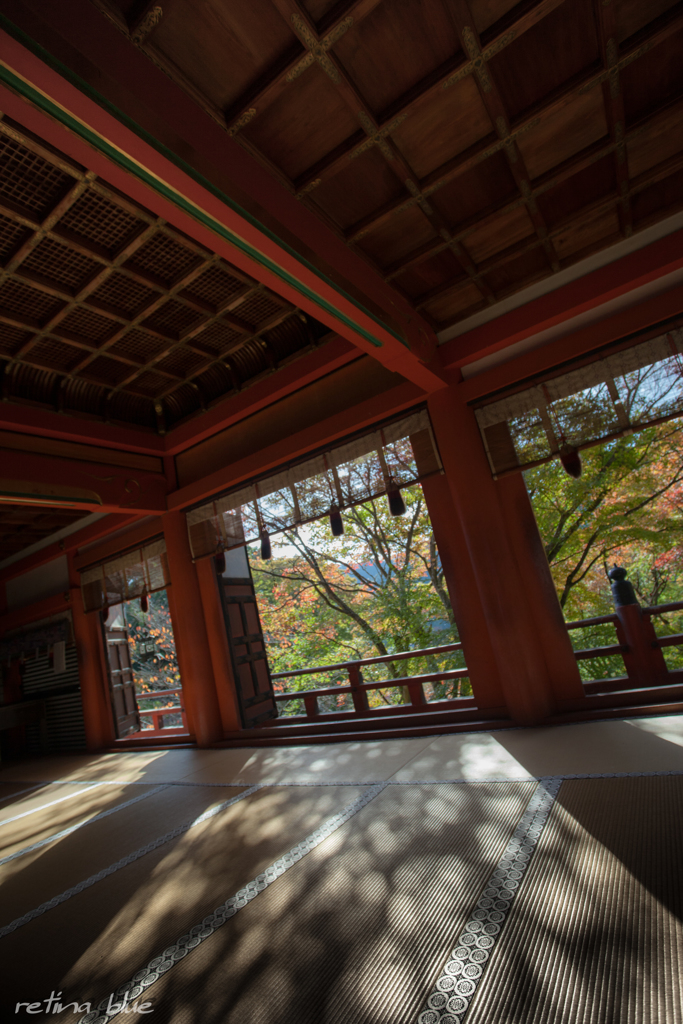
top-left (526, 419), bottom-right (683, 617)
top-left (250, 485), bottom-right (469, 710)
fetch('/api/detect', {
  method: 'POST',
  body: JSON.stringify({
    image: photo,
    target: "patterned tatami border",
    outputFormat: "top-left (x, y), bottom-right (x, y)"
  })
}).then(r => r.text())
top-left (77, 783), bottom-right (388, 1024)
top-left (1, 770), bottom-right (679, 1021)
top-left (0, 784), bottom-right (169, 868)
top-left (4, 769), bottom-right (683, 791)
top-left (416, 779), bottom-right (562, 1024)
top-left (0, 784), bottom-right (260, 939)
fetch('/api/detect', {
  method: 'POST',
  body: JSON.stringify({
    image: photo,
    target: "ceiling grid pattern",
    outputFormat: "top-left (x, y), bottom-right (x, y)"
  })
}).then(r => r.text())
top-left (0, 119), bottom-right (323, 431)
top-left (97, 0), bottom-right (683, 331)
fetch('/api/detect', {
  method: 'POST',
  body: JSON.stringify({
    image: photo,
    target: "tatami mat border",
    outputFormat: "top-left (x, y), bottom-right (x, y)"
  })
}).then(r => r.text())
top-left (3, 770), bottom-right (678, 1020)
top-left (77, 783), bottom-right (388, 1024)
top-left (0, 784), bottom-right (169, 867)
top-left (0, 783), bottom-right (108, 827)
top-left (416, 779), bottom-right (562, 1024)
top-left (0, 784), bottom-right (261, 940)
top-left (3, 770), bottom-right (683, 790)
top-left (0, 783), bottom-right (44, 806)
top-left (67, 771), bottom-right (682, 1024)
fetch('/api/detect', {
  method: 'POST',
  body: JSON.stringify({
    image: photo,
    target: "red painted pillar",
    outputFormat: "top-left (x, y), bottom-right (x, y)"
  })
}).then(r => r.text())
top-left (195, 557), bottom-right (241, 734)
top-left (496, 473), bottom-right (584, 701)
top-left (162, 511), bottom-right (223, 745)
top-left (70, 582), bottom-right (115, 751)
top-left (420, 473), bottom-right (506, 710)
top-left (427, 385), bottom-right (560, 724)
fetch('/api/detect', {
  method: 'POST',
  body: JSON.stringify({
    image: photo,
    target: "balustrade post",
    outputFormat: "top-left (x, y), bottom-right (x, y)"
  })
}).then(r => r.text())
top-left (609, 567), bottom-right (669, 687)
top-left (303, 693), bottom-right (320, 718)
top-left (347, 662), bottom-right (369, 713)
top-left (407, 680), bottom-right (426, 707)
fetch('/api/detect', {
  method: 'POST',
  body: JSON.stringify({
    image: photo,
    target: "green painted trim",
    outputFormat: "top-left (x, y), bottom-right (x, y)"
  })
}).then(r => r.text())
top-left (0, 15), bottom-right (409, 350)
top-left (0, 491), bottom-right (101, 505)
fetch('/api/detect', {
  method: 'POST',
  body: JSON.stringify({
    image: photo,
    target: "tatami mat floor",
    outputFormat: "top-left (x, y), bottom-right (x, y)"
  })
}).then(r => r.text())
top-left (1, 713), bottom-right (683, 1022)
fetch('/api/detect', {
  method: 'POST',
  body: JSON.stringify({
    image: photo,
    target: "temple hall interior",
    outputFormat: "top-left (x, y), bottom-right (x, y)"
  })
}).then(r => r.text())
top-left (0, 0), bottom-right (683, 1020)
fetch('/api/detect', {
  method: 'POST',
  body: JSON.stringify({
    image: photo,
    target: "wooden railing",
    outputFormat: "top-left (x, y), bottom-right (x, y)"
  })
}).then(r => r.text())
top-left (567, 599), bottom-right (683, 693)
top-left (136, 686), bottom-right (188, 732)
top-left (270, 642), bottom-right (470, 720)
top-left (264, 577), bottom-right (683, 727)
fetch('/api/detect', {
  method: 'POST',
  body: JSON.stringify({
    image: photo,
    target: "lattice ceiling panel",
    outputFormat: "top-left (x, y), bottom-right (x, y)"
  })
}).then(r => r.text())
top-left (0, 119), bottom-right (327, 432)
top-left (99, 0), bottom-right (683, 333)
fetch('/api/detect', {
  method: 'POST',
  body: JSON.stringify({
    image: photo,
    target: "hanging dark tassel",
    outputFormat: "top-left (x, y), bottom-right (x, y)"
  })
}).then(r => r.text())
top-left (387, 484), bottom-right (406, 517)
top-left (559, 445), bottom-right (582, 479)
top-left (140, 592), bottom-right (149, 614)
top-left (214, 549), bottom-right (226, 575)
top-left (102, 603), bottom-right (110, 624)
top-left (260, 530), bottom-right (272, 560)
top-left (329, 508), bottom-right (344, 536)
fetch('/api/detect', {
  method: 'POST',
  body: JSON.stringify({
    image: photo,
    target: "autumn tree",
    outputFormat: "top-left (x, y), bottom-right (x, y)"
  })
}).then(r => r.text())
top-left (524, 410), bottom-right (683, 679)
top-left (124, 590), bottom-right (183, 724)
top-left (525, 420), bottom-right (683, 613)
top-left (250, 484), bottom-right (468, 711)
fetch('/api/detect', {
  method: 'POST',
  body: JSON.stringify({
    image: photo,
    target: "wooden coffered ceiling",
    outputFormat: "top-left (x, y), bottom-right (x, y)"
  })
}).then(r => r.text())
top-left (0, 119), bottom-right (329, 432)
top-left (90, 0), bottom-right (683, 334)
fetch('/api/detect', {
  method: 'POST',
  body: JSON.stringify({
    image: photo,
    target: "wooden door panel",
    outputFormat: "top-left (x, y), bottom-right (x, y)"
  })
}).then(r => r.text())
top-left (104, 623), bottom-right (141, 739)
top-left (227, 605), bottom-right (245, 637)
top-left (219, 569), bottom-right (277, 729)
top-left (244, 603), bottom-right (260, 634)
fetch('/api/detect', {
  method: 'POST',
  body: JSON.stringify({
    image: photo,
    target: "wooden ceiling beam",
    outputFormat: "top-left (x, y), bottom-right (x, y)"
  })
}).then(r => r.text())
top-left (292, 0), bottom-right (566, 194)
top-left (384, 93), bottom-right (683, 282)
top-left (1, 5), bottom-right (446, 389)
top-left (223, 0), bottom-right (383, 137)
top-left (446, 0), bottom-right (560, 273)
top-left (342, 6), bottom-right (683, 246)
top-left (0, 112), bottom-right (316, 425)
top-left (0, 446), bottom-right (167, 513)
top-left (410, 145), bottom-right (683, 316)
top-left (95, 0), bottom-right (308, 206)
top-left (157, 306), bottom-right (309, 402)
top-left (99, 252), bottom-right (217, 393)
top-left (446, 229), bottom-right (683, 380)
top-left (14, 218), bottom-right (162, 366)
top-left (0, 136), bottom-right (304, 419)
top-left (594, 0), bottom-right (631, 239)
top-left (269, 0), bottom-right (496, 304)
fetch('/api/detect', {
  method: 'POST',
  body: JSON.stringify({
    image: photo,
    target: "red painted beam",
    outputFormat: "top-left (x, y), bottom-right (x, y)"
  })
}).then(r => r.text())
top-left (0, 9), bottom-right (445, 391)
top-left (0, 590), bottom-right (71, 632)
top-left (72, 516), bottom-right (164, 571)
top-left (165, 335), bottom-right (361, 454)
top-left (460, 280), bottom-right (683, 401)
top-left (0, 512), bottom-right (141, 584)
top-left (0, 402), bottom-right (166, 456)
top-left (1, 449), bottom-right (167, 514)
top-left (168, 381), bottom-right (424, 510)
top-left (441, 228), bottom-right (683, 371)
top-left (0, 338), bottom-right (358, 458)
